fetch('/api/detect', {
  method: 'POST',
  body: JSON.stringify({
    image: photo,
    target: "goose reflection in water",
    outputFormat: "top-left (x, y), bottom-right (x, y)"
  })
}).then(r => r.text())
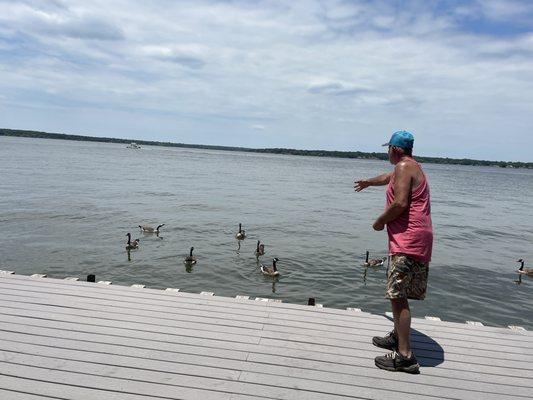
top-left (261, 275), bottom-right (279, 293)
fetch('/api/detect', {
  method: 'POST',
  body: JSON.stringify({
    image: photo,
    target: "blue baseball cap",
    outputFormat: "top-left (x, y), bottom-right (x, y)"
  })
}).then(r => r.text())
top-left (382, 130), bottom-right (414, 149)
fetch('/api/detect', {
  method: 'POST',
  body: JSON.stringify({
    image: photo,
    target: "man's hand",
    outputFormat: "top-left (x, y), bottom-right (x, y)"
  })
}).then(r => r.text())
top-left (373, 220), bottom-right (385, 231)
top-left (354, 179), bottom-right (371, 192)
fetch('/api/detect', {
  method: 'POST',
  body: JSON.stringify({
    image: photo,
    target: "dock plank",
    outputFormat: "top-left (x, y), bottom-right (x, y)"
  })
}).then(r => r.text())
top-left (0, 338), bottom-right (529, 399)
top-left (1, 304), bottom-right (529, 377)
top-left (1, 320), bottom-right (531, 391)
top-left (2, 275), bottom-right (531, 340)
top-left (0, 289), bottom-right (529, 360)
top-left (0, 274), bottom-right (531, 399)
top-left (0, 294), bottom-right (530, 367)
top-left (0, 282), bottom-right (530, 353)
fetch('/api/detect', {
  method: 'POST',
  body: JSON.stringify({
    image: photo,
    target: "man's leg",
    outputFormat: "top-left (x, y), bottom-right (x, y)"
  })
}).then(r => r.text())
top-left (391, 297), bottom-right (411, 358)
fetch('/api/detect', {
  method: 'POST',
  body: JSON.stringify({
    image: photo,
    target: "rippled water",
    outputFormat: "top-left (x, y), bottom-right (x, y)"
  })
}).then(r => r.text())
top-left (1, 136), bottom-right (532, 329)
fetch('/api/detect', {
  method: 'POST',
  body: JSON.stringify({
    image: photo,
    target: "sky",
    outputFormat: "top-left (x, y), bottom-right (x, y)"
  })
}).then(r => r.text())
top-left (1, 0), bottom-right (533, 161)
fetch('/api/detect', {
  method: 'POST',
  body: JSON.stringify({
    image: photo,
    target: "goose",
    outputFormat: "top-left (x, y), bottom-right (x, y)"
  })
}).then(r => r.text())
top-left (261, 258), bottom-right (279, 277)
top-left (255, 240), bottom-right (265, 257)
top-left (517, 259), bottom-right (533, 276)
top-left (139, 224), bottom-right (165, 233)
top-left (363, 251), bottom-right (386, 267)
top-left (125, 233), bottom-right (139, 250)
top-left (235, 223), bottom-right (246, 240)
top-left (184, 247), bottom-right (197, 265)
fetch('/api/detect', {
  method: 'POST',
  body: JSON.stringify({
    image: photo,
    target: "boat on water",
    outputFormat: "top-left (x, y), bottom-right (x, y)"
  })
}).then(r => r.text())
top-left (126, 142), bottom-right (141, 149)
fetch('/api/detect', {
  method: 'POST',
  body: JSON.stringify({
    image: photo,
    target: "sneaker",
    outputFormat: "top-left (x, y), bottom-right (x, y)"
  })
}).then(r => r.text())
top-left (372, 330), bottom-right (398, 350)
top-left (375, 350), bottom-right (420, 374)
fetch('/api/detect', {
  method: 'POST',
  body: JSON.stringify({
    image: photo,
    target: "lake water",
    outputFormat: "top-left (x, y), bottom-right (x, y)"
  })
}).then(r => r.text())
top-left (1, 136), bottom-right (532, 329)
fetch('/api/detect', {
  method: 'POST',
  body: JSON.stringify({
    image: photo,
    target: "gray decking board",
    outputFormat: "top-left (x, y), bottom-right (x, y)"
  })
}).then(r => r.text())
top-left (2, 294), bottom-right (529, 364)
top-left (0, 278), bottom-right (528, 368)
top-left (1, 301), bottom-right (529, 374)
top-left (1, 334), bottom-right (529, 398)
top-left (0, 280), bottom-right (530, 351)
top-left (1, 306), bottom-right (530, 378)
top-left (0, 274), bottom-right (523, 330)
top-left (2, 297), bottom-right (529, 366)
top-left (0, 274), bottom-right (531, 399)
top-left (2, 288), bottom-right (528, 376)
top-left (0, 291), bottom-right (530, 366)
top-left (2, 279), bottom-right (533, 347)
top-left (0, 388), bottom-right (67, 400)
top-left (0, 353), bottom-right (507, 400)
top-left (2, 318), bottom-right (531, 394)
top-left (1, 276), bottom-right (530, 343)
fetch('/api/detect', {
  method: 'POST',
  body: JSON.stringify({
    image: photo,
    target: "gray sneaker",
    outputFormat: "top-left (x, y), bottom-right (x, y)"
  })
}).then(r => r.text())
top-left (375, 350), bottom-right (420, 374)
top-left (372, 330), bottom-right (398, 350)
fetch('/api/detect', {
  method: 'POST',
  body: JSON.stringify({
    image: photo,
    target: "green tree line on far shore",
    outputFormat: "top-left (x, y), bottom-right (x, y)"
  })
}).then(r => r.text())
top-left (2, 128), bottom-right (531, 169)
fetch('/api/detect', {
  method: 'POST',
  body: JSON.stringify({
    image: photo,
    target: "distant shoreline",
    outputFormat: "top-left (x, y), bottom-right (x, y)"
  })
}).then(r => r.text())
top-left (2, 128), bottom-right (531, 169)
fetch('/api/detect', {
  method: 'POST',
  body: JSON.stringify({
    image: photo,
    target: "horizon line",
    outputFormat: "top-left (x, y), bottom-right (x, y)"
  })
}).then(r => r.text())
top-left (1, 127), bottom-right (532, 167)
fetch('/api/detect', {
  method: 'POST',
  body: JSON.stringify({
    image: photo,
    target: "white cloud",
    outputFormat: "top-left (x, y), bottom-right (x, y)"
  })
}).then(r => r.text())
top-left (0, 0), bottom-right (533, 160)
top-left (476, 0), bottom-right (533, 22)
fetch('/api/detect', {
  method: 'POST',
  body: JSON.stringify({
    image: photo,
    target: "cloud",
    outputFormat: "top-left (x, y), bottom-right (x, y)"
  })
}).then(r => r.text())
top-left (43, 17), bottom-right (124, 41)
top-left (0, 1), bottom-right (124, 40)
top-left (1, 0), bottom-right (533, 160)
top-left (476, 0), bottom-right (533, 22)
top-left (140, 45), bottom-right (206, 69)
top-left (307, 81), bottom-right (371, 96)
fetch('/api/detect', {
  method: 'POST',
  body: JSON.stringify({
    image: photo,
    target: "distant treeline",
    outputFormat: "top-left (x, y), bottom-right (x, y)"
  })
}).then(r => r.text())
top-left (2, 128), bottom-right (531, 169)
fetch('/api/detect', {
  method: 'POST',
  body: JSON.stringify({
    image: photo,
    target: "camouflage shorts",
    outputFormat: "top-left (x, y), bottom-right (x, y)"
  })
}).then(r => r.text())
top-left (386, 254), bottom-right (429, 300)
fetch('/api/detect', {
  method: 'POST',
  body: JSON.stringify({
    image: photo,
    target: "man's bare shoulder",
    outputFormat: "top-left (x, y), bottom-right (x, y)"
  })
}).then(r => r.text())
top-left (394, 160), bottom-right (418, 175)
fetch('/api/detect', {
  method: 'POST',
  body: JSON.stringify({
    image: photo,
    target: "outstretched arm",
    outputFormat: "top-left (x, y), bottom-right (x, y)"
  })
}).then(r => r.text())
top-left (354, 172), bottom-right (392, 192)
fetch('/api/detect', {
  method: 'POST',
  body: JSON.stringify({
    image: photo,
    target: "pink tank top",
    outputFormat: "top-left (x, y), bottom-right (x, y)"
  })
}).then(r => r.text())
top-left (386, 161), bottom-right (433, 263)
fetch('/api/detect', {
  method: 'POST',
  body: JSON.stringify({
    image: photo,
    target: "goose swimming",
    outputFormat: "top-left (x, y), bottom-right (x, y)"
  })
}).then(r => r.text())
top-left (125, 233), bottom-right (139, 250)
top-left (517, 259), bottom-right (533, 276)
top-left (235, 223), bottom-right (246, 240)
top-left (255, 240), bottom-right (265, 257)
top-left (261, 258), bottom-right (279, 277)
top-left (363, 251), bottom-right (386, 267)
top-left (139, 224), bottom-right (165, 233)
top-left (184, 247), bottom-right (197, 265)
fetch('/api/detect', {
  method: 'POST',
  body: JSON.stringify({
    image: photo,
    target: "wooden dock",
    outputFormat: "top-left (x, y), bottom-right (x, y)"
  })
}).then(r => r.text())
top-left (0, 272), bottom-right (531, 400)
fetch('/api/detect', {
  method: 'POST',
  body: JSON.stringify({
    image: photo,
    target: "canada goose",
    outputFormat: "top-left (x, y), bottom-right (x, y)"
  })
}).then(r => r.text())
top-left (125, 233), bottom-right (139, 250)
top-left (363, 251), bottom-right (386, 267)
top-left (139, 224), bottom-right (165, 233)
top-left (255, 240), bottom-right (265, 257)
top-left (235, 223), bottom-right (246, 240)
top-left (517, 259), bottom-right (533, 276)
top-left (184, 247), bottom-right (197, 265)
top-left (261, 258), bottom-right (279, 276)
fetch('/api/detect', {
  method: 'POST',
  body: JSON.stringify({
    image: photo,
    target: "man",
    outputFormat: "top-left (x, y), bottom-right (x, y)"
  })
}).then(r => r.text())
top-left (355, 130), bottom-right (433, 374)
